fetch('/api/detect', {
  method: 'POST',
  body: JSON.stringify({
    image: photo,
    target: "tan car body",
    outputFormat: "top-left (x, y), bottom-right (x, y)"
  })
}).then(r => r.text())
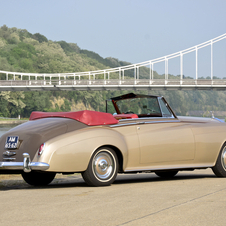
top-left (33, 116), bottom-right (225, 173)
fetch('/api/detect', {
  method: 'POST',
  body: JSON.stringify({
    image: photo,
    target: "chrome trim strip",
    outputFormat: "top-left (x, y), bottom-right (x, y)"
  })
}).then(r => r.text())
top-left (144, 120), bottom-right (180, 125)
top-left (3, 158), bottom-right (16, 161)
top-left (124, 164), bottom-right (213, 172)
top-left (110, 120), bottom-right (180, 128)
top-left (0, 153), bottom-right (49, 172)
top-left (157, 97), bottom-right (164, 115)
top-left (118, 116), bottom-right (175, 123)
top-left (3, 151), bottom-right (16, 157)
top-left (110, 122), bottom-right (138, 128)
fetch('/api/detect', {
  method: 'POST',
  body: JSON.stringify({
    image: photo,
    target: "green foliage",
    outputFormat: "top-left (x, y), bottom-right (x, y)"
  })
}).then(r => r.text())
top-left (57, 41), bottom-right (79, 53)
top-left (0, 91), bottom-right (25, 117)
top-left (14, 42), bottom-right (36, 56)
top-left (32, 33), bottom-right (48, 43)
top-left (80, 50), bottom-right (131, 69)
top-left (22, 92), bottom-right (52, 117)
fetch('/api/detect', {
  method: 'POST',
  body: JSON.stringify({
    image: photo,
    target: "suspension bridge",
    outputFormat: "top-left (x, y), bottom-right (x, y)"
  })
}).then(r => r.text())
top-left (0, 34), bottom-right (226, 91)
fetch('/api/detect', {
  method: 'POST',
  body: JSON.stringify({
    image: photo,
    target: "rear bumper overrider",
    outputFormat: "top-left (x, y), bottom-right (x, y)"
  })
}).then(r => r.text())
top-left (0, 153), bottom-right (49, 173)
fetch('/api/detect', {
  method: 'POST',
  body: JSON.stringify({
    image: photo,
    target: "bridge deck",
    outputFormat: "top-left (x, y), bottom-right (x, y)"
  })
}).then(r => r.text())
top-left (0, 79), bottom-right (226, 91)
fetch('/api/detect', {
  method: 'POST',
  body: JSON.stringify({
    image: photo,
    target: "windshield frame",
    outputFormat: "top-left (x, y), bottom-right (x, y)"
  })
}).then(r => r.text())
top-left (106, 93), bottom-right (177, 119)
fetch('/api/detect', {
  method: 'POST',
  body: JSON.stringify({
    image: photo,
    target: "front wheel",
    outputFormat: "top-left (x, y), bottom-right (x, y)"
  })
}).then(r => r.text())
top-left (212, 145), bottom-right (226, 177)
top-left (82, 147), bottom-right (118, 186)
top-left (22, 171), bottom-right (56, 186)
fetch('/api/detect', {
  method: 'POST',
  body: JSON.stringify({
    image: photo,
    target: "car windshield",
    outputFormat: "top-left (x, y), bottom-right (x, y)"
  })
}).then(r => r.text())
top-left (115, 97), bottom-right (161, 115)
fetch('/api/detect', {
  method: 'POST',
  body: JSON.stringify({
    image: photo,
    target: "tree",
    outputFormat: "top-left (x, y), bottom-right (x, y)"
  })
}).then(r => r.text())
top-left (0, 91), bottom-right (26, 117)
top-left (32, 33), bottom-right (48, 43)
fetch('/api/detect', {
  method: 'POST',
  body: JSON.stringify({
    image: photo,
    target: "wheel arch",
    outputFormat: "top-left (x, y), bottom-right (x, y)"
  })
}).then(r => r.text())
top-left (212, 141), bottom-right (226, 177)
top-left (213, 140), bottom-right (226, 166)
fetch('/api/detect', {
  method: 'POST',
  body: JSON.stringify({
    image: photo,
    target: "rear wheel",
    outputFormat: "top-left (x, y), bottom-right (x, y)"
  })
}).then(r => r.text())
top-left (82, 147), bottom-right (118, 186)
top-left (212, 145), bottom-right (226, 177)
top-left (155, 170), bottom-right (178, 178)
top-left (22, 171), bottom-right (56, 186)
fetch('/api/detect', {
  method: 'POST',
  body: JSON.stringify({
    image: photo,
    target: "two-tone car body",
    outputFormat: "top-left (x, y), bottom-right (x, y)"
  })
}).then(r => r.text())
top-left (0, 93), bottom-right (226, 186)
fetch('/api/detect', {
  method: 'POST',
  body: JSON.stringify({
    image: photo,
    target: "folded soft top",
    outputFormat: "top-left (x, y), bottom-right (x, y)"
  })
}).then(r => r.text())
top-left (29, 110), bottom-right (119, 126)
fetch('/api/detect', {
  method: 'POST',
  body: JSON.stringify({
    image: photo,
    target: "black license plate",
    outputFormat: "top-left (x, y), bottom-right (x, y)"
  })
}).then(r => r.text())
top-left (5, 136), bottom-right (19, 149)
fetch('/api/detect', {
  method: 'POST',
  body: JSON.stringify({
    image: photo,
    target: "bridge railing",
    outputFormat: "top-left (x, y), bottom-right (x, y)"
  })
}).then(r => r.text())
top-left (1, 79), bottom-right (226, 88)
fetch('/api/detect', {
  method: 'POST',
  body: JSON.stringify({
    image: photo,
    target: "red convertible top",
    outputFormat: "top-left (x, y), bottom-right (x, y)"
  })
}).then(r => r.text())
top-left (29, 110), bottom-right (119, 126)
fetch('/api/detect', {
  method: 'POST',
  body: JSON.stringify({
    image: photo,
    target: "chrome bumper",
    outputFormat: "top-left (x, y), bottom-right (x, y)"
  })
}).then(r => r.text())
top-left (0, 153), bottom-right (49, 173)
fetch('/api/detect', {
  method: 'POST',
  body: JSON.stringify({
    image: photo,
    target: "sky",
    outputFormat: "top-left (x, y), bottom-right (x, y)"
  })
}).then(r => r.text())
top-left (0, 0), bottom-right (226, 78)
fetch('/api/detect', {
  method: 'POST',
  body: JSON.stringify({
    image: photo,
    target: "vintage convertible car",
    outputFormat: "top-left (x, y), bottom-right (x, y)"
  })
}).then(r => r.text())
top-left (0, 93), bottom-right (226, 187)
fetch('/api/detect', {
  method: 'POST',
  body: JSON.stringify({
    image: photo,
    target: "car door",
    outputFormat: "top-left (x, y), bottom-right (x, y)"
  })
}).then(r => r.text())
top-left (137, 118), bottom-right (195, 165)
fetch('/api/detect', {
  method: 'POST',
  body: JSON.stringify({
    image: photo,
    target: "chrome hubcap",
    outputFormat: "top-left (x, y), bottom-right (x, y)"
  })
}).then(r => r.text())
top-left (93, 151), bottom-right (115, 181)
top-left (221, 147), bottom-right (226, 170)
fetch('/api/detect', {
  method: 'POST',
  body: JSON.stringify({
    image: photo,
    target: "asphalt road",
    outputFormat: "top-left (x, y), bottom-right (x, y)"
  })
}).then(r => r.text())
top-left (0, 169), bottom-right (226, 226)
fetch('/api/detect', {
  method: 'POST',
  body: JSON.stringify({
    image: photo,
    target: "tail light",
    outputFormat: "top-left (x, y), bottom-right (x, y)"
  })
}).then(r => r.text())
top-left (38, 143), bottom-right (45, 156)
